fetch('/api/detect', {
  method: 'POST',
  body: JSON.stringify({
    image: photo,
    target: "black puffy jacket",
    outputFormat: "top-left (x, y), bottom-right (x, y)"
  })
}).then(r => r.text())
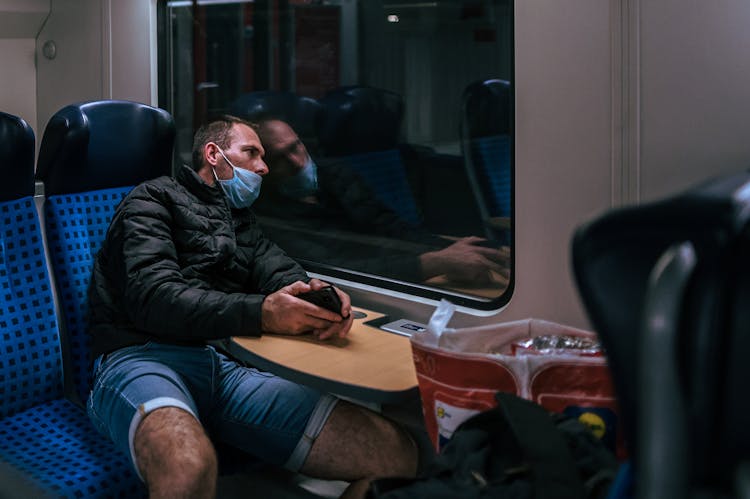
top-left (88, 165), bottom-right (309, 358)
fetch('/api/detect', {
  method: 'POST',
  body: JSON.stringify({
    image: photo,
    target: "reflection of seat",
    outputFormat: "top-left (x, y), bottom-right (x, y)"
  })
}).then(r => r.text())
top-left (317, 86), bottom-right (421, 225)
top-left (460, 79), bottom-right (512, 241)
top-left (37, 100), bottom-right (174, 406)
top-left (0, 110), bottom-right (144, 497)
top-left (229, 90), bottom-right (323, 153)
top-left (572, 171), bottom-right (750, 499)
top-left (317, 85), bottom-right (404, 155)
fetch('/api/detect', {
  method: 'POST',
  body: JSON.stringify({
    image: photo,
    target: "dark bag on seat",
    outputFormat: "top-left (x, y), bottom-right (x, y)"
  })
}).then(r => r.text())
top-left (368, 392), bottom-right (618, 499)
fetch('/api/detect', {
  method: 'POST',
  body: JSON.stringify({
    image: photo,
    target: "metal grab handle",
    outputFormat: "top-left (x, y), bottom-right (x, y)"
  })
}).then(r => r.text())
top-left (637, 241), bottom-right (697, 499)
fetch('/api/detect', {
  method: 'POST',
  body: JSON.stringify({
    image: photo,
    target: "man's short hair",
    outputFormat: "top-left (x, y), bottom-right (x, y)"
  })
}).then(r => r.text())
top-left (191, 115), bottom-right (257, 170)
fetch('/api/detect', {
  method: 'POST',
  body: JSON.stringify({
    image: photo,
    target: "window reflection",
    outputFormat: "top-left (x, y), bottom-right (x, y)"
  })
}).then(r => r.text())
top-left (160, 0), bottom-right (513, 308)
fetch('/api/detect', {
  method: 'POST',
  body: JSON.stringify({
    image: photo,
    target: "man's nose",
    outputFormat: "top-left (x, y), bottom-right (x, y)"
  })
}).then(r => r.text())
top-left (256, 159), bottom-right (269, 176)
top-left (290, 152), bottom-right (307, 171)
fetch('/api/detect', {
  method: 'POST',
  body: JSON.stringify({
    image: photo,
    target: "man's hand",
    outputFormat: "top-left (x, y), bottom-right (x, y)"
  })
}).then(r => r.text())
top-left (420, 236), bottom-right (510, 285)
top-left (261, 279), bottom-right (353, 340)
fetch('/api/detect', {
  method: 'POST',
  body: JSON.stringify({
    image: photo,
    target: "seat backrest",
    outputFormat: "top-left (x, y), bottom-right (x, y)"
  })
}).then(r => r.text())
top-left (316, 85), bottom-right (404, 156)
top-left (0, 111), bottom-right (64, 417)
top-left (469, 135), bottom-right (512, 217)
top-left (460, 79), bottom-right (513, 238)
top-left (316, 86), bottom-right (421, 224)
top-left (571, 170), bottom-right (750, 497)
top-left (323, 150), bottom-right (422, 226)
top-left (36, 100), bottom-right (175, 405)
top-left (229, 90), bottom-right (324, 153)
top-left (462, 79), bottom-right (512, 138)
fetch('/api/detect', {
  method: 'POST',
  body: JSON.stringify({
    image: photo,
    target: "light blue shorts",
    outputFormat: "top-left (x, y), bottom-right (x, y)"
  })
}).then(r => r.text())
top-left (86, 342), bottom-right (338, 479)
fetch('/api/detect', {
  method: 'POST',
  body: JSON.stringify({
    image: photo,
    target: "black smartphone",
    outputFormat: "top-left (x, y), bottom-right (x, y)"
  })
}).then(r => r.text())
top-left (297, 286), bottom-right (344, 315)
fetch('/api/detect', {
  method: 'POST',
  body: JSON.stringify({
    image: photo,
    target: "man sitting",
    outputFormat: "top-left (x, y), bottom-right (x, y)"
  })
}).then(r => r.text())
top-left (87, 115), bottom-right (417, 499)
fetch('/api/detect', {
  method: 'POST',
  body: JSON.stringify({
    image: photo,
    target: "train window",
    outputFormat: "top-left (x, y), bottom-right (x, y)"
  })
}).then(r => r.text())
top-left (158, 0), bottom-right (513, 310)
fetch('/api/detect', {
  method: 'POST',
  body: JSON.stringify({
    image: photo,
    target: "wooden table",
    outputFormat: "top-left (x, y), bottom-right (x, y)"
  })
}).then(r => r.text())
top-left (226, 309), bottom-right (420, 404)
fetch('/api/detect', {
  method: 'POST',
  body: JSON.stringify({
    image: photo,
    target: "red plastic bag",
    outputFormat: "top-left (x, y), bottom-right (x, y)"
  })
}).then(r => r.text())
top-left (410, 301), bottom-right (625, 459)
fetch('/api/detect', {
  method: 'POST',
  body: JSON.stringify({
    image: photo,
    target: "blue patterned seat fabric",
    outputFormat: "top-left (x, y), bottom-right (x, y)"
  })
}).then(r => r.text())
top-left (461, 79), bottom-right (513, 243)
top-left (471, 135), bottom-right (512, 218)
top-left (0, 149), bottom-right (145, 497)
top-left (0, 197), bottom-right (62, 419)
top-left (316, 86), bottom-right (422, 225)
top-left (330, 149), bottom-right (422, 226)
top-left (43, 188), bottom-right (132, 407)
top-left (0, 399), bottom-right (141, 497)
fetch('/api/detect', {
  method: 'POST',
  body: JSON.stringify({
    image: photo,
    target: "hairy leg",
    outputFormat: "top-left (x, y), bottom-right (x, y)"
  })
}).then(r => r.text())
top-left (300, 400), bottom-right (418, 498)
top-left (134, 406), bottom-right (218, 499)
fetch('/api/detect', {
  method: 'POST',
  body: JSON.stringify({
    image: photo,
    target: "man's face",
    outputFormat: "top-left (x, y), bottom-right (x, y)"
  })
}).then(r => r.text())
top-left (212, 124), bottom-right (268, 180)
top-left (262, 120), bottom-right (309, 181)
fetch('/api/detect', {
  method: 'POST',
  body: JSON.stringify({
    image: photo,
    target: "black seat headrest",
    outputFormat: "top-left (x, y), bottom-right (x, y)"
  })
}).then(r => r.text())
top-left (317, 86), bottom-right (404, 156)
top-left (0, 111), bottom-right (35, 201)
top-left (36, 100), bottom-right (175, 195)
top-left (228, 91), bottom-right (323, 147)
top-left (462, 79), bottom-right (512, 137)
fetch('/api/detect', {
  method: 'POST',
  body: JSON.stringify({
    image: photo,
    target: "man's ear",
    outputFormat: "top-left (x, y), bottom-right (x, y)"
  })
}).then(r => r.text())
top-left (204, 142), bottom-right (221, 166)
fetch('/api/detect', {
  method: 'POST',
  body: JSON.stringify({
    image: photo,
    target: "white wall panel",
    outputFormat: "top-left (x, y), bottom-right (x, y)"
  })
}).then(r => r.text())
top-left (0, 0), bottom-right (49, 39)
top-left (639, 0), bottom-right (750, 202)
top-left (0, 0), bottom-right (49, 134)
top-left (494, 0), bottom-right (614, 329)
top-left (36, 0), bottom-right (103, 131)
top-left (107, 0), bottom-right (158, 105)
top-left (36, 0), bottom-right (156, 134)
top-left (0, 39), bottom-right (39, 132)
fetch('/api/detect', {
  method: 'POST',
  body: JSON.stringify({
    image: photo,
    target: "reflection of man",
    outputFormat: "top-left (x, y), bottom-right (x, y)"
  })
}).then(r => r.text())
top-left (87, 116), bottom-right (418, 498)
top-left (255, 119), bottom-right (509, 285)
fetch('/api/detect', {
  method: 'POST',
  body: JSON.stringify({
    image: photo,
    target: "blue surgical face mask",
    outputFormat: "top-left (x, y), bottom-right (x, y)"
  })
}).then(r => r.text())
top-left (213, 148), bottom-right (263, 208)
top-left (278, 156), bottom-right (318, 199)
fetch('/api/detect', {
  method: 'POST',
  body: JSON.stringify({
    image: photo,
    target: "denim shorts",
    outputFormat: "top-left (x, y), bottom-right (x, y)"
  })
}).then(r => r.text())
top-left (87, 342), bottom-right (338, 479)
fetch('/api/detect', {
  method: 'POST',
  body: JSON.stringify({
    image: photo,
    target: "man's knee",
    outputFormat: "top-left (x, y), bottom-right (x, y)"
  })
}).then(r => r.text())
top-left (135, 406), bottom-right (218, 496)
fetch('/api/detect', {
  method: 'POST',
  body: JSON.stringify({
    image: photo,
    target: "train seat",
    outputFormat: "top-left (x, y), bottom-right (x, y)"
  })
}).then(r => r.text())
top-left (460, 79), bottom-right (512, 242)
top-left (316, 85), bottom-right (422, 226)
top-left (35, 99), bottom-right (282, 482)
top-left (572, 170), bottom-right (750, 498)
top-left (0, 110), bottom-right (144, 497)
top-left (36, 100), bottom-right (174, 407)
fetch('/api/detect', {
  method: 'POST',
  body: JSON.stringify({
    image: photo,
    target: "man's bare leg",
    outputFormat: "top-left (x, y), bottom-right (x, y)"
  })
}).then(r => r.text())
top-left (301, 401), bottom-right (418, 499)
top-left (134, 407), bottom-right (218, 499)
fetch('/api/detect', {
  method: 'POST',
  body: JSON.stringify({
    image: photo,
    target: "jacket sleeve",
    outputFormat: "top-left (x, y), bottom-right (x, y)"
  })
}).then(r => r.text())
top-left (114, 185), bottom-right (267, 340)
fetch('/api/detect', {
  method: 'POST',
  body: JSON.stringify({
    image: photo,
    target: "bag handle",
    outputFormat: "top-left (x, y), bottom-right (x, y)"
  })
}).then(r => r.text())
top-left (495, 392), bottom-right (586, 499)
